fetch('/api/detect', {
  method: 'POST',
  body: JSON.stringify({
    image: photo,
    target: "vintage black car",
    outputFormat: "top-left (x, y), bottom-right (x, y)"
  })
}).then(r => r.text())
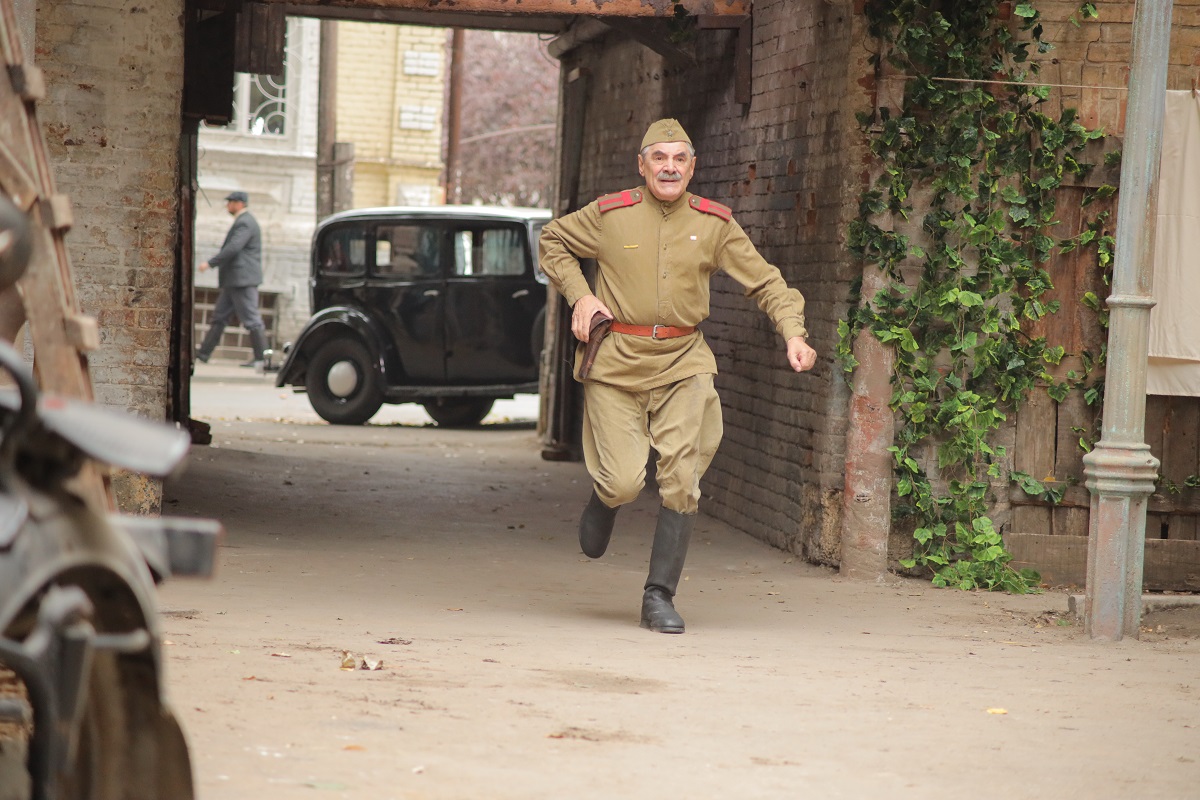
top-left (276, 205), bottom-right (551, 426)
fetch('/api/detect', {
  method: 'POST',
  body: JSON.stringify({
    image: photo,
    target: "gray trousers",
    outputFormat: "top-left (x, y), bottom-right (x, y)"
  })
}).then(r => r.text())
top-left (211, 285), bottom-right (264, 331)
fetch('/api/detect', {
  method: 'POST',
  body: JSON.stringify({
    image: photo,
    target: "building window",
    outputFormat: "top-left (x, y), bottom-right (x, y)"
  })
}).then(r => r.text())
top-left (203, 22), bottom-right (293, 138)
top-left (238, 72), bottom-right (288, 136)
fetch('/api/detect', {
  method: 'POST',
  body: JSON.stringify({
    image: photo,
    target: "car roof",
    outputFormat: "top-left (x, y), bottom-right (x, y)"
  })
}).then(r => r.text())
top-left (317, 205), bottom-right (552, 233)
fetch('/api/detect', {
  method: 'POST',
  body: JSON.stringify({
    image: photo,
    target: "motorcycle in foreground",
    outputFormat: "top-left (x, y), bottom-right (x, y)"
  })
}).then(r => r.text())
top-left (0, 196), bottom-right (220, 798)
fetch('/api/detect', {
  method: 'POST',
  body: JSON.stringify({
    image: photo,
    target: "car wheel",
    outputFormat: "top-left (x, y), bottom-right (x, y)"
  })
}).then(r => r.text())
top-left (422, 398), bottom-right (494, 428)
top-left (305, 338), bottom-right (384, 425)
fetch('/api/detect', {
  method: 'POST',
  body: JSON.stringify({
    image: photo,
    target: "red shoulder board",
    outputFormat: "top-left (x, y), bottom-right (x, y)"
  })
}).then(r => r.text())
top-left (688, 195), bottom-right (733, 221)
top-left (597, 189), bottom-right (643, 213)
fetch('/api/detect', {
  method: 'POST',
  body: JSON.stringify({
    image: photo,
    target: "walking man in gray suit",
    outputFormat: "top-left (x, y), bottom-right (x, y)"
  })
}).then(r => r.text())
top-left (195, 190), bottom-right (268, 368)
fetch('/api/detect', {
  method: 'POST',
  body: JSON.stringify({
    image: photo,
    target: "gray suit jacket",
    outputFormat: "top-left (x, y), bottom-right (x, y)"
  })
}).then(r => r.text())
top-left (208, 211), bottom-right (262, 288)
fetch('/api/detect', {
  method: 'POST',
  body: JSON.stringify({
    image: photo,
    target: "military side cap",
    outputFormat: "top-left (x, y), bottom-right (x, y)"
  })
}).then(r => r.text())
top-left (641, 118), bottom-right (692, 150)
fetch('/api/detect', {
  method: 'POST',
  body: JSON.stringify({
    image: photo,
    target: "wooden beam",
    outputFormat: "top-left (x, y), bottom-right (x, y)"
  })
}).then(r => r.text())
top-left (234, 1), bottom-right (285, 76)
top-left (271, 0), bottom-right (749, 18)
top-left (601, 18), bottom-right (696, 64)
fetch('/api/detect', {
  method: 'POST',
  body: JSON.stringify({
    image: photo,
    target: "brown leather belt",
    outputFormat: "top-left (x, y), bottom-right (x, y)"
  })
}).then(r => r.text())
top-left (609, 322), bottom-right (697, 339)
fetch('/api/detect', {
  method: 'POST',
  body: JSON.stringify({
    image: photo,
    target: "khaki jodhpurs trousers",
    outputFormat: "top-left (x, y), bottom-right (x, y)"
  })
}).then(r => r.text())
top-left (582, 373), bottom-right (723, 515)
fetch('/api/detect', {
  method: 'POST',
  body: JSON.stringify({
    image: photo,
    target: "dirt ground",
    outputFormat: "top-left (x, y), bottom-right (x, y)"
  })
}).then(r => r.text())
top-left (158, 362), bottom-right (1200, 799)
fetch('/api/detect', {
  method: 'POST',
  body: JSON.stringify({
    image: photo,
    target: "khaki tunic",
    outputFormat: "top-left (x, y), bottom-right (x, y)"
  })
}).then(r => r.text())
top-left (539, 187), bottom-right (808, 391)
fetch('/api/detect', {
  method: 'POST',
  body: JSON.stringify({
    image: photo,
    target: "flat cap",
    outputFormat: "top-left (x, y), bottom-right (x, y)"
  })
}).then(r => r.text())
top-left (640, 118), bottom-right (692, 150)
top-left (225, 190), bottom-right (249, 204)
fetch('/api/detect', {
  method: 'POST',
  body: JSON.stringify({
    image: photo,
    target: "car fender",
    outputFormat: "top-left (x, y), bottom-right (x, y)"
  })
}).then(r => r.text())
top-left (275, 306), bottom-right (397, 389)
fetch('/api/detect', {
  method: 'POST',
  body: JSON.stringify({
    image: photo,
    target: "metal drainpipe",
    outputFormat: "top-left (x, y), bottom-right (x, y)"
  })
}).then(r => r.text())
top-left (1082, 0), bottom-right (1173, 641)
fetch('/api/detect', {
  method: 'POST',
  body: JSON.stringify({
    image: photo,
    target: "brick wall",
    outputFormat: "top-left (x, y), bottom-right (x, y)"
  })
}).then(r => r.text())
top-left (558, 0), bottom-right (1200, 567)
top-left (37, 0), bottom-right (184, 513)
top-left (560, 0), bottom-right (868, 563)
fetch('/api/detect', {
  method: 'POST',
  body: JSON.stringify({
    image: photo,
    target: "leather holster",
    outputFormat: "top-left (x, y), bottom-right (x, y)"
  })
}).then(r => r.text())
top-left (579, 312), bottom-right (612, 380)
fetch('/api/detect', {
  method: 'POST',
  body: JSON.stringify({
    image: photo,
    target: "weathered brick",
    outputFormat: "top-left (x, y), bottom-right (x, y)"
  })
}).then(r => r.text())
top-left (38, 0), bottom-right (182, 509)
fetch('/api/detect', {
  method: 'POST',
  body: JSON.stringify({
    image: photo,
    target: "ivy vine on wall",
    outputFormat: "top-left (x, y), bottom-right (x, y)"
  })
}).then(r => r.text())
top-left (842, 0), bottom-right (1113, 592)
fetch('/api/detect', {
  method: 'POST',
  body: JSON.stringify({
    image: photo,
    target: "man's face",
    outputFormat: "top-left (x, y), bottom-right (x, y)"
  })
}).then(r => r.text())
top-left (637, 141), bottom-right (696, 203)
top-left (226, 200), bottom-right (244, 216)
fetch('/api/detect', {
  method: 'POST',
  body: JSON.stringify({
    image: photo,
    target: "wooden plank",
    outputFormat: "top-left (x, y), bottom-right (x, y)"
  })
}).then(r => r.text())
top-left (1167, 515), bottom-right (1198, 542)
top-left (1011, 481), bottom-right (1200, 517)
top-left (1160, 398), bottom-right (1200, 539)
top-left (1053, 390), bottom-right (1090, 484)
top-left (235, 2), bottom-right (286, 76)
top-left (1053, 506), bottom-right (1089, 538)
top-left (1007, 532), bottom-right (1089, 588)
top-left (1144, 394), bottom-right (1168, 472)
top-left (1145, 512), bottom-right (1166, 541)
top-left (1006, 533), bottom-right (1200, 591)
top-left (1014, 388), bottom-right (1057, 479)
top-left (1029, 188), bottom-right (1082, 349)
top-left (1011, 505), bottom-right (1051, 536)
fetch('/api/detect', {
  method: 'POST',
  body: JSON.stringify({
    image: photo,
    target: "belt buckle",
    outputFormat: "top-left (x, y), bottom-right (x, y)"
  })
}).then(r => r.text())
top-left (652, 324), bottom-right (664, 339)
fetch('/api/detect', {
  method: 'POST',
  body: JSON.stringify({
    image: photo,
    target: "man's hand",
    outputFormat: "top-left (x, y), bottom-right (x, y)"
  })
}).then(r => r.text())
top-left (787, 336), bottom-right (817, 372)
top-left (572, 294), bottom-right (613, 342)
top-left (198, 261), bottom-right (211, 273)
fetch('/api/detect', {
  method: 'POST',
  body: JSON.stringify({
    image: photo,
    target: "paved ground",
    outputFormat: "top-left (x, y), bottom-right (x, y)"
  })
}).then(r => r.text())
top-left (158, 360), bottom-right (1200, 799)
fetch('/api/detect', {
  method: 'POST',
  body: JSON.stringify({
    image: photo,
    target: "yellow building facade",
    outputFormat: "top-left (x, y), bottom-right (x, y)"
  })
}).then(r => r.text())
top-left (337, 22), bottom-right (447, 207)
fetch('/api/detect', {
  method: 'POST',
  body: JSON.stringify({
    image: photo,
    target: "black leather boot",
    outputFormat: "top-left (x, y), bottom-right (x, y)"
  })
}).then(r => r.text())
top-left (578, 491), bottom-right (618, 559)
top-left (195, 322), bottom-right (225, 363)
top-left (640, 507), bottom-right (695, 634)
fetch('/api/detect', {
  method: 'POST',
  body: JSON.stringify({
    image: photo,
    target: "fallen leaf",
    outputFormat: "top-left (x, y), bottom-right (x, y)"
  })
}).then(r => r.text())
top-left (360, 657), bottom-right (384, 671)
top-left (412, 766), bottom-right (425, 774)
top-left (340, 651), bottom-right (357, 670)
top-left (343, 745), bottom-right (366, 752)
top-left (270, 652), bottom-right (291, 658)
top-left (445, 608), bottom-right (464, 612)
top-left (378, 638), bottom-right (413, 646)
top-left (986, 708), bottom-right (1008, 715)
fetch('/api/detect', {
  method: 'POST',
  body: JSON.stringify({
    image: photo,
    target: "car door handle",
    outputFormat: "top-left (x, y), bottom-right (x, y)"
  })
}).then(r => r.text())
top-left (423, 289), bottom-right (439, 297)
top-left (511, 289), bottom-right (530, 299)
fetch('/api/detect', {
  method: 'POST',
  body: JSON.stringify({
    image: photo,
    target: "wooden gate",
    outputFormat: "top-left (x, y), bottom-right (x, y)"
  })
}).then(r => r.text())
top-left (1006, 188), bottom-right (1200, 591)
